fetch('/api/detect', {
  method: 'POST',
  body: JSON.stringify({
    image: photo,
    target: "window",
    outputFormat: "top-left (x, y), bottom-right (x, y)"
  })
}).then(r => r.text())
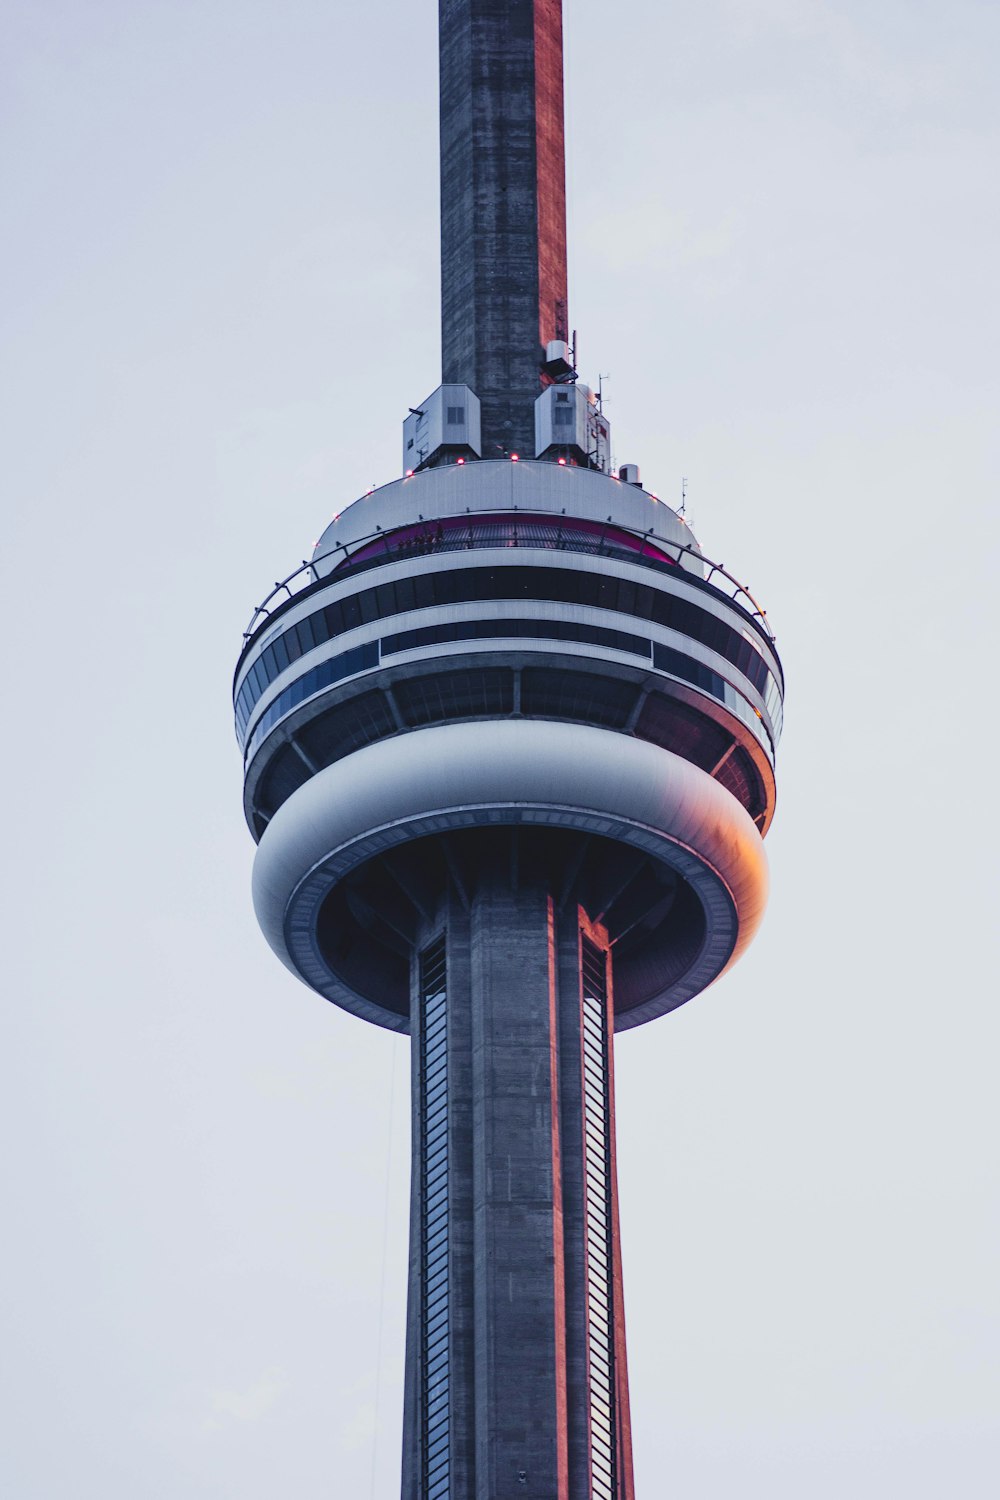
top-left (241, 642), bottom-right (379, 763)
top-left (236, 562), bottom-right (781, 749)
top-left (382, 617), bottom-right (651, 662)
top-left (581, 937), bottom-right (616, 1500)
top-left (446, 406), bottom-right (465, 426)
top-left (420, 937), bottom-right (449, 1497)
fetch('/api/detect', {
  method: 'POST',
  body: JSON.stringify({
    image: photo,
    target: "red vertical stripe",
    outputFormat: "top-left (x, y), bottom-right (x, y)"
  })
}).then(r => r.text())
top-left (534, 0), bottom-right (569, 349)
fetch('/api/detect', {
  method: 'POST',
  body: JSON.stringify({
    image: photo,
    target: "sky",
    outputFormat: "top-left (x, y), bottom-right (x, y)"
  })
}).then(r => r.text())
top-left (1, 0), bottom-right (998, 1494)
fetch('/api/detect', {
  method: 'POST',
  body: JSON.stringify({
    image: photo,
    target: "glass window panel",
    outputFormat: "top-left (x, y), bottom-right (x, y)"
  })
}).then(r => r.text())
top-left (425, 1279), bottom-right (447, 1307)
top-left (426, 1347), bottom-right (449, 1376)
top-left (374, 582), bottom-right (397, 618)
top-left (426, 1261), bottom-right (448, 1289)
top-left (425, 1292), bottom-right (448, 1320)
top-left (589, 1343), bottom-right (612, 1374)
top-left (333, 595), bottom-right (356, 632)
top-left (588, 1314), bottom-right (611, 1346)
top-left (393, 574), bottom-right (417, 612)
top-left (587, 1272), bottom-right (611, 1308)
top-left (295, 614), bottom-right (316, 653)
top-left (425, 1061), bottom-right (448, 1091)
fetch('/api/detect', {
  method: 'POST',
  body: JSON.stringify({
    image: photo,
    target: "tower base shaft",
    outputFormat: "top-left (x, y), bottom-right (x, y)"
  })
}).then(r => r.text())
top-left (402, 846), bottom-right (634, 1499)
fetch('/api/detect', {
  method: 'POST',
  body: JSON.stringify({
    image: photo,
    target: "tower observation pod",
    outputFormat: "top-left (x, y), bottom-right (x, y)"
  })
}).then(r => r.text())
top-left (234, 2), bottom-right (783, 1496)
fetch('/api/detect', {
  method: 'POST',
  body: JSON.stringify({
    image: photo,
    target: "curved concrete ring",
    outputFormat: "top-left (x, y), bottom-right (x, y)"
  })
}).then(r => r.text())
top-left (252, 718), bottom-right (768, 1031)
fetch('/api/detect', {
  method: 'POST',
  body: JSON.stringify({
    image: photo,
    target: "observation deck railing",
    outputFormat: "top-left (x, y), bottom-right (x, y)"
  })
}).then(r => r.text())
top-left (239, 511), bottom-right (776, 661)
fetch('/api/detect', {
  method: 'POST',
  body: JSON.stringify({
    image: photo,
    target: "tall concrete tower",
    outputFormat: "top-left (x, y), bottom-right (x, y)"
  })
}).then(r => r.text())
top-left (234, 2), bottom-right (783, 1495)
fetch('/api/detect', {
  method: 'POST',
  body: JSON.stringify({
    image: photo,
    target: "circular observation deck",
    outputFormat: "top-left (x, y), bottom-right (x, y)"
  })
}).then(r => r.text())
top-left (237, 461), bottom-right (783, 1033)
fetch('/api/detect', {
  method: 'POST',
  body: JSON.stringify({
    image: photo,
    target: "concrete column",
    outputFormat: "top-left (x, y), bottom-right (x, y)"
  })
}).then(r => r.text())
top-left (439, 0), bottom-right (568, 457)
top-left (401, 847), bottom-right (633, 1499)
top-left (469, 873), bottom-right (567, 1498)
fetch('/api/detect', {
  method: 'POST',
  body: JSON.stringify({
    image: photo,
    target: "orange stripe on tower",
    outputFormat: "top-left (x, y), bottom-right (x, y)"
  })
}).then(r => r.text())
top-left (549, 895), bottom-right (571, 1500)
top-left (534, 0), bottom-right (569, 348)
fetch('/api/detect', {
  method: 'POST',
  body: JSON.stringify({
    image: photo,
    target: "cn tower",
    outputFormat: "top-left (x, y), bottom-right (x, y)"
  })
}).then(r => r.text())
top-left (234, 1), bottom-right (783, 1495)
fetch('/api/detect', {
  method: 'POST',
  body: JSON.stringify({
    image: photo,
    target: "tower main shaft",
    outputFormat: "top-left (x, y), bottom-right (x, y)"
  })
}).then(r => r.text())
top-left (440, 0), bottom-right (568, 458)
top-left (401, 845), bottom-right (634, 1498)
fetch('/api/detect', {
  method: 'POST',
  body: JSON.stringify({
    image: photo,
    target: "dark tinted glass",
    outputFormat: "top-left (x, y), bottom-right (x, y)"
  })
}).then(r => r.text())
top-left (236, 562), bottom-right (780, 737)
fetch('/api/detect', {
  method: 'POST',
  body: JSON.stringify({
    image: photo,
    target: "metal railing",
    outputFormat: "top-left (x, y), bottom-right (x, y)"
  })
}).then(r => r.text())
top-left (241, 510), bottom-right (776, 648)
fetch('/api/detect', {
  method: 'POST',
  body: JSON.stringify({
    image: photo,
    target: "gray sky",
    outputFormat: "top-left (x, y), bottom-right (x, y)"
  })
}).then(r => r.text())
top-left (2, 0), bottom-right (997, 1494)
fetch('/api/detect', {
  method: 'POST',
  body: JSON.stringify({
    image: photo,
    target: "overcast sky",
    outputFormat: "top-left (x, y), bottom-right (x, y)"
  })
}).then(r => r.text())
top-left (2, 1), bottom-right (997, 1495)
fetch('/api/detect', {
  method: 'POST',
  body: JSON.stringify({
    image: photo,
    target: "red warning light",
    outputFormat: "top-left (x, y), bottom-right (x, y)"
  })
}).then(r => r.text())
top-left (558, 457), bottom-right (566, 466)
top-left (511, 453), bottom-right (519, 462)
top-left (457, 457), bottom-right (465, 465)
top-left (406, 469), bottom-right (414, 477)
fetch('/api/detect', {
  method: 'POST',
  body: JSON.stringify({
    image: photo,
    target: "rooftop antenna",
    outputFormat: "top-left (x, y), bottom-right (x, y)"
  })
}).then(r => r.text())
top-left (680, 475), bottom-right (688, 516)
